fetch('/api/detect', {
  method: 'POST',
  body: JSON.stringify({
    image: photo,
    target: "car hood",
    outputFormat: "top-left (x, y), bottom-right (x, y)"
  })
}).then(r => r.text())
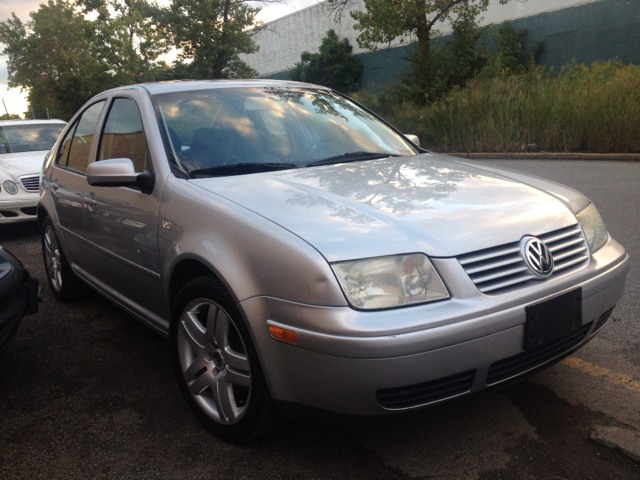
top-left (191, 153), bottom-right (582, 261)
top-left (0, 150), bottom-right (48, 178)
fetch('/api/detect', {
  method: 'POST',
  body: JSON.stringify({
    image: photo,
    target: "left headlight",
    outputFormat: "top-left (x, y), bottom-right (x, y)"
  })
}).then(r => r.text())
top-left (331, 253), bottom-right (450, 310)
top-left (577, 202), bottom-right (608, 254)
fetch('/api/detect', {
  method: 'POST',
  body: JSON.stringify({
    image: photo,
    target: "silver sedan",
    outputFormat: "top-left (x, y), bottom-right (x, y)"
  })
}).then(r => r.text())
top-left (38, 80), bottom-right (629, 441)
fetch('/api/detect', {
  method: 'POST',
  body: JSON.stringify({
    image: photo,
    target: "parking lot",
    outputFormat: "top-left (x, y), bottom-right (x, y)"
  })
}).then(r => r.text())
top-left (1, 160), bottom-right (639, 479)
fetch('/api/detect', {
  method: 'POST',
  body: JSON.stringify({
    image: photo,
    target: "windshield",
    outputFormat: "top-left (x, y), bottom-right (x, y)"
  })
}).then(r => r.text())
top-left (152, 87), bottom-right (417, 176)
top-left (0, 123), bottom-right (65, 154)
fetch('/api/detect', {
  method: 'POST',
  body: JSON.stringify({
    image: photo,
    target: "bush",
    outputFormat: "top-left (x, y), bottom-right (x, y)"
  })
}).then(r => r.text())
top-left (353, 61), bottom-right (640, 153)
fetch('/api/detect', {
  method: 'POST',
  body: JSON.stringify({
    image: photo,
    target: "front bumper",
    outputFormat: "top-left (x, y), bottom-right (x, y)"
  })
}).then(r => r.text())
top-left (0, 194), bottom-right (39, 223)
top-left (241, 238), bottom-right (629, 416)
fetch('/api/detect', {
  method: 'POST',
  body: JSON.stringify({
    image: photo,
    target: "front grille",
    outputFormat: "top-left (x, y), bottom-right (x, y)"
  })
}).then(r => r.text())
top-left (377, 370), bottom-right (476, 409)
top-left (486, 323), bottom-right (591, 385)
top-left (0, 211), bottom-right (18, 218)
top-left (18, 174), bottom-right (40, 193)
top-left (457, 225), bottom-right (589, 294)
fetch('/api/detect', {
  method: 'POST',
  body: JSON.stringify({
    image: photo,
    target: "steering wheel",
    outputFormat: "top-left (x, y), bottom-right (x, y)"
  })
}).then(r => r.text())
top-left (299, 138), bottom-right (338, 159)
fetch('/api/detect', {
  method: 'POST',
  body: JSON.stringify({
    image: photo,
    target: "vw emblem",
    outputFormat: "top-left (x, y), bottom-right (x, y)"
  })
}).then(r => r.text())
top-left (522, 237), bottom-right (554, 277)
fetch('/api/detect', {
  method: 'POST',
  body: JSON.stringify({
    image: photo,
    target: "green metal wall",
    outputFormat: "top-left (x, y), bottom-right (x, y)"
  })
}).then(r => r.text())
top-left (262, 0), bottom-right (640, 88)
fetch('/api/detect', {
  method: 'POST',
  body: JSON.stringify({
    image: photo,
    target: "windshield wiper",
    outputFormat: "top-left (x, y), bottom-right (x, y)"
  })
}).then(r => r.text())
top-left (190, 162), bottom-right (298, 177)
top-left (305, 152), bottom-right (398, 167)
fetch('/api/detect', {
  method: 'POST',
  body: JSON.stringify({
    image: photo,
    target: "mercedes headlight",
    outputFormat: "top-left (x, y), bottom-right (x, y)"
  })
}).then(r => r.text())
top-left (331, 253), bottom-right (449, 310)
top-left (2, 180), bottom-right (18, 195)
top-left (577, 203), bottom-right (608, 254)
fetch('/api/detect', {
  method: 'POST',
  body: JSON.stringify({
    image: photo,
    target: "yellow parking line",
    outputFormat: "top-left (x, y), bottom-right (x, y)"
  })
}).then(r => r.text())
top-left (561, 357), bottom-right (639, 390)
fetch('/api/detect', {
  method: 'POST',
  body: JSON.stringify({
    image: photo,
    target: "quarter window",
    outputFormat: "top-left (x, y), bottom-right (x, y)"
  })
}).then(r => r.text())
top-left (56, 101), bottom-right (105, 172)
top-left (98, 98), bottom-right (149, 173)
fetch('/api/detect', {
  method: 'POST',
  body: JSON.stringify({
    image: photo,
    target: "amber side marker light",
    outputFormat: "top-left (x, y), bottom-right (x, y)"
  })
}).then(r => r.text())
top-left (268, 325), bottom-right (298, 345)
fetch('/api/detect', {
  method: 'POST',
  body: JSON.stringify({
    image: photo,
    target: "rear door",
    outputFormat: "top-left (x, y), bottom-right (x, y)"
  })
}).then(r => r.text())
top-left (50, 101), bottom-right (106, 259)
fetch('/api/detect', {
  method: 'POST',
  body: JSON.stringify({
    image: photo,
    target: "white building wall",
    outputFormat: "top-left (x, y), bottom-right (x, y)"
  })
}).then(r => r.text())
top-left (243, 0), bottom-right (601, 76)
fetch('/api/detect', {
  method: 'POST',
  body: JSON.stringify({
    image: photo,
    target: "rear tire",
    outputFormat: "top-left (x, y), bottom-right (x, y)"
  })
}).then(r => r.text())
top-left (41, 218), bottom-right (87, 302)
top-left (171, 276), bottom-right (275, 442)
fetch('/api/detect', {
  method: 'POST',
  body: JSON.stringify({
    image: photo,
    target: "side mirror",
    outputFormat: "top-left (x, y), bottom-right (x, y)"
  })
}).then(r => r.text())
top-left (404, 134), bottom-right (420, 147)
top-left (87, 158), bottom-right (154, 194)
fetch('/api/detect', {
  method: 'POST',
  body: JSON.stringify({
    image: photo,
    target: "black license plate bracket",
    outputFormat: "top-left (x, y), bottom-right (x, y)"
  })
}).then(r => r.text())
top-left (524, 287), bottom-right (583, 350)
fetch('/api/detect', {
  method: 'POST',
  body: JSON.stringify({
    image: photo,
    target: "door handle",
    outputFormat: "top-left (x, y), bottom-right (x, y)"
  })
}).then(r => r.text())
top-left (85, 192), bottom-right (97, 211)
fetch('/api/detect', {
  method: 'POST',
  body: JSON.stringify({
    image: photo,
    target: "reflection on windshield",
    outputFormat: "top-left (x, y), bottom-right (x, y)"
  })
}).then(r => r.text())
top-left (0, 124), bottom-right (65, 154)
top-left (152, 87), bottom-right (417, 176)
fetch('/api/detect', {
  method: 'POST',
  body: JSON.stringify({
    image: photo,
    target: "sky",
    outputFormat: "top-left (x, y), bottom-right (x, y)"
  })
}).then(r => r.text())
top-left (0, 0), bottom-right (321, 117)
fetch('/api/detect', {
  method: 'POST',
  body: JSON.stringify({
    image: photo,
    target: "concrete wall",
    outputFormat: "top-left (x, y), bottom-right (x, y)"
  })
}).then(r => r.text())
top-left (245, 0), bottom-right (640, 88)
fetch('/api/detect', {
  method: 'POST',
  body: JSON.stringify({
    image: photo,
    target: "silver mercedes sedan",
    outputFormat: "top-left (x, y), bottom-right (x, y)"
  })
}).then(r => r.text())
top-left (38, 80), bottom-right (629, 441)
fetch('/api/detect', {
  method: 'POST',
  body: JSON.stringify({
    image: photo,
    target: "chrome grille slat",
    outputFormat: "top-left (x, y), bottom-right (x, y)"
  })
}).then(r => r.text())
top-left (464, 255), bottom-right (522, 275)
top-left (457, 247), bottom-right (520, 266)
top-left (471, 265), bottom-right (530, 284)
top-left (553, 255), bottom-right (589, 272)
top-left (18, 174), bottom-right (40, 193)
top-left (553, 246), bottom-right (588, 262)
top-left (548, 237), bottom-right (584, 252)
top-left (457, 224), bottom-right (589, 294)
top-left (539, 226), bottom-right (583, 243)
top-left (478, 272), bottom-right (537, 293)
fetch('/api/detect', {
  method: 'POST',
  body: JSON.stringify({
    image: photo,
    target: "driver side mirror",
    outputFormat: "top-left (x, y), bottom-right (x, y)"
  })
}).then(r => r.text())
top-left (87, 158), bottom-right (154, 194)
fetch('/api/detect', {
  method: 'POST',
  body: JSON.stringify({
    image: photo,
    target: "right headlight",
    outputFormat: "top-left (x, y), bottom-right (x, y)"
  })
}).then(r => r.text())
top-left (2, 180), bottom-right (18, 195)
top-left (576, 202), bottom-right (608, 254)
top-left (331, 253), bottom-right (450, 310)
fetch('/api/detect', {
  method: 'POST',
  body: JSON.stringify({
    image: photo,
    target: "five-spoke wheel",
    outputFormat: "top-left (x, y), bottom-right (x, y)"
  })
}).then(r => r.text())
top-left (41, 218), bottom-right (85, 302)
top-left (172, 276), bottom-right (273, 441)
top-left (177, 298), bottom-right (252, 425)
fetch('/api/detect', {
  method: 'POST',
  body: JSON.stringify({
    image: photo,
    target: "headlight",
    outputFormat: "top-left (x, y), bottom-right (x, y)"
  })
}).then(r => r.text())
top-left (331, 253), bottom-right (449, 310)
top-left (2, 181), bottom-right (18, 195)
top-left (577, 203), bottom-right (608, 254)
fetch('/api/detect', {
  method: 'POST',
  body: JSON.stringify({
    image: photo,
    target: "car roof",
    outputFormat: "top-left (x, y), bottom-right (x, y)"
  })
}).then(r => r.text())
top-left (102, 79), bottom-right (331, 96)
top-left (0, 119), bottom-right (66, 126)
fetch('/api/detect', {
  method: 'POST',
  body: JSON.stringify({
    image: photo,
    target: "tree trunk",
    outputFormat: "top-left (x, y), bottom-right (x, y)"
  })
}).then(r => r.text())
top-left (213, 0), bottom-right (231, 78)
top-left (415, 0), bottom-right (431, 98)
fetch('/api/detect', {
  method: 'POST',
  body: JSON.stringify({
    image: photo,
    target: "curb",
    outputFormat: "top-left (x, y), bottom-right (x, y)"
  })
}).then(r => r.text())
top-left (448, 152), bottom-right (640, 161)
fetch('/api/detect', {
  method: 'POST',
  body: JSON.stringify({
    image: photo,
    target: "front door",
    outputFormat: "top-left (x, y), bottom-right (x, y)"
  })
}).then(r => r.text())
top-left (81, 96), bottom-right (164, 320)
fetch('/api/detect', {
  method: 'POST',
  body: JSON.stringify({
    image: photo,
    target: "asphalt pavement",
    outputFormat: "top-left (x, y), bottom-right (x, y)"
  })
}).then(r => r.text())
top-left (0, 160), bottom-right (639, 479)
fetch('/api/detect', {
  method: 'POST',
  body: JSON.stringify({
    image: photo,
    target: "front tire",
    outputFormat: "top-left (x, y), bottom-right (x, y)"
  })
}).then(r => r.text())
top-left (41, 218), bottom-right (86, 302)
top-left (171, 276), bottom-right (274, 442)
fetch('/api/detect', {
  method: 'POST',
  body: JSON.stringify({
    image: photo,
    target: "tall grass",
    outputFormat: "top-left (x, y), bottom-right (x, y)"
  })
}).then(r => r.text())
top-left (353, 61), bottom-right (640, 153)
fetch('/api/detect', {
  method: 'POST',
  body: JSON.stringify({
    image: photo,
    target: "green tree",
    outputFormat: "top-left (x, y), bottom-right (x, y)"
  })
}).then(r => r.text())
top-left (0, 0), bottom-right (169, 119)
top-left (0, 0), bottom-right (112, 119)
top-left (79, 0), bottom-right (169, 84)
top-left (288, 29), bottom-right (363, 93)
top-left (328, 0), bottom-right (509, 102)
top-left (161, 0), bottom-right (265, 79)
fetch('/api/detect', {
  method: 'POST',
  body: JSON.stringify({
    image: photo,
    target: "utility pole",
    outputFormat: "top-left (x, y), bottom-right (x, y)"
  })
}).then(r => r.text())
top-left (1, 98), bottom-right (8, 117)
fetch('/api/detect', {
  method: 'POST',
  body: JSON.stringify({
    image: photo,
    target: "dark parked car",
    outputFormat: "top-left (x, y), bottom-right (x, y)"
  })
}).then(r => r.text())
top-left (0, 246), bottom-right (39, 353)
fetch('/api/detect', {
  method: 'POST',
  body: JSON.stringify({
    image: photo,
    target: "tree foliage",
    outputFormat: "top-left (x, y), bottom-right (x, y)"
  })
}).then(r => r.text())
top-left (288, 30), bottom-right (363, 93)
top-left (0, 0), bottom-right (113, 119)
top-left (79, 0), bottom-right (169, 84)
top-left (0, 0), bottom-right (168, 119)
top-left (328, 0), bottom-right (510, 103)
top-left (160, 0), bottom-right (263, 79)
